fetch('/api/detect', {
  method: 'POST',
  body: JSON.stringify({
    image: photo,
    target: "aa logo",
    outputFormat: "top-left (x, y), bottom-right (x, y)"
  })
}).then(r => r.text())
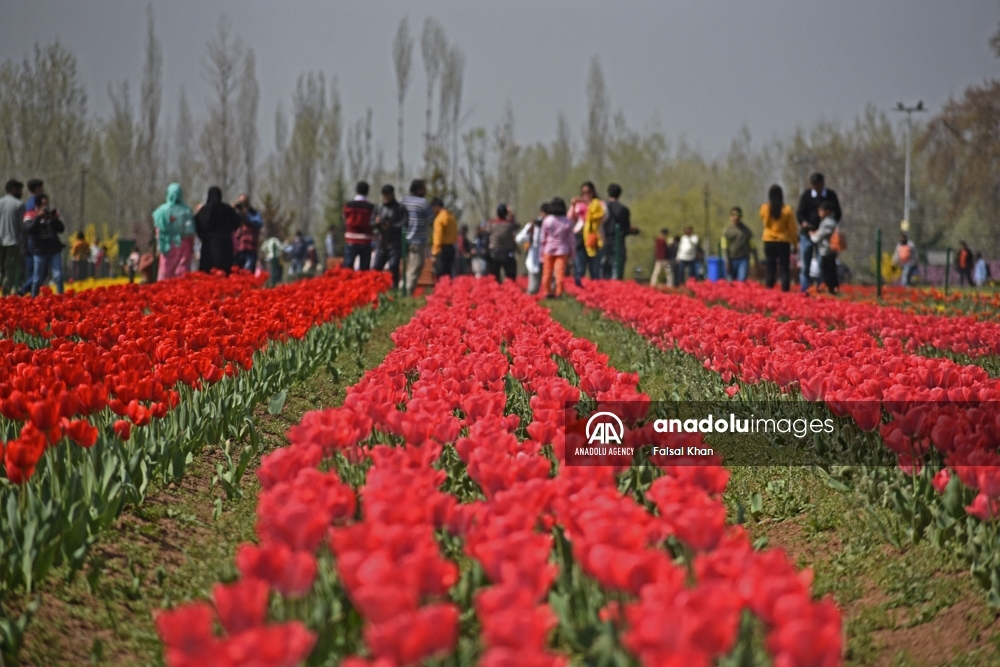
top-left (586, 411), bottom-right (625, 445)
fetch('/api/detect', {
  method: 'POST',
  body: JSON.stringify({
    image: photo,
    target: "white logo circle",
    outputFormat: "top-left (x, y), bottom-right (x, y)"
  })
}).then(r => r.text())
top-left (585, 411), bottom-right (625, 445)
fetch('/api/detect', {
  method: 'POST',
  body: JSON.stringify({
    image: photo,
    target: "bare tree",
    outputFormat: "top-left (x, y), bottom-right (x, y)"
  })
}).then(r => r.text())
top-left (138, 3), bottom-right (162, 218)
top-left (392, 17), bottom-right (413, 185)
top-left (585, 55), bottom-right (610, 181)
top-left (201, 16), bottom-right (244, 197)
top-left (420, 17), bottom-right (447, 170)
top-left (238, 48), bottom-right (260, 199)
top-left (275, 102), bottom-right (288, 155)
top-left (554, 112), bottom-right (573, 186)
top-left (347, 108), bottom-right (374, 184)
top-left (460, 127), bottom-right (492, 223)
top-left (437, 45), bottom-right (465, 191)
top-left (320, 80), bottom-right (344, 240)
top-left (174, 86), bottom-right (196, 200)
top-left (284, 72), bottom-right (326, 235)
top-left (100, 81), bottom-right (140, 232)
top-left (0, 42), bottom-right (88, 226)
top-left (494, 102), bottom-right (519, 212)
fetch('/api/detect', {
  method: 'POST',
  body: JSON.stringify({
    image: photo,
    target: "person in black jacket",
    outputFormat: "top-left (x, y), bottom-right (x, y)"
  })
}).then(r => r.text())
top-left (795, 173), bottom-right (842, 293)
top-left (601, 183), bottom-right (639, 279)
top-left (195, 186), bottom-right (241, 273)
top-left (372, 184), bottom-right (407, 288)
top-left (24, 194), bottom-right (65, 296)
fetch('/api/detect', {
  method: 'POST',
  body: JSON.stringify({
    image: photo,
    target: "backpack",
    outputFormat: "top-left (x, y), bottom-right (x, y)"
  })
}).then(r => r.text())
top-left (830, 226), bottom-right (846, 253)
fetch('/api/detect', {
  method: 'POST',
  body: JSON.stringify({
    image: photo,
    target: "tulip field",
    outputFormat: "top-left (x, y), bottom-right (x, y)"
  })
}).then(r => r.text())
top-left (3, 273), bottom-right (1000, 666)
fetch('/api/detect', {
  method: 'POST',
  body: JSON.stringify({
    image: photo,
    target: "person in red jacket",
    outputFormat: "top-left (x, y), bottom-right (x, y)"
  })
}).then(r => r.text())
top-left (343, 181), bottom-right (375, 270)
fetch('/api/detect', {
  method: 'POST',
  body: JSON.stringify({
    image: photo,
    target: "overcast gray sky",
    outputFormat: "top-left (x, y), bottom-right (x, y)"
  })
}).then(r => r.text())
top-left (2, 0), bottom-right (998, 164)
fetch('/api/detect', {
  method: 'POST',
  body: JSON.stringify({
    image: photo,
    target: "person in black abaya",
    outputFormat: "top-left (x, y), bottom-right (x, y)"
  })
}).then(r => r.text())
top-left (195, 186), bottom-right (241, 273)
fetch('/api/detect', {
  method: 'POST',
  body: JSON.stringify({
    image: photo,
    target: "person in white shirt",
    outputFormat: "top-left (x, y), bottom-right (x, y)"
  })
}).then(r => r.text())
top-left (676, 226), bottom-right (701, 283)
top-left (516, 203), bottom-right (547, 295)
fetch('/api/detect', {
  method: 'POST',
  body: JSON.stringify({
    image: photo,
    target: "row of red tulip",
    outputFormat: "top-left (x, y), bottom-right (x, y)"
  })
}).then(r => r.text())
top-left (684, 279), bottom-right (1000, 358)
top-left (835, 284), bottom-right (1000, 318)
top-left (1, 269), bottom-right (391, 484)
top-left (157, 277), bottom-right (841, 666)
top-left (569, 280), bottom-right (1000, 521)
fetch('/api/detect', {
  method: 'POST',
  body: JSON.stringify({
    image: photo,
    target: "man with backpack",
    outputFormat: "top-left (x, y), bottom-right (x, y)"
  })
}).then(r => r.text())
top-left (892, 234), bottom-right (918, 287)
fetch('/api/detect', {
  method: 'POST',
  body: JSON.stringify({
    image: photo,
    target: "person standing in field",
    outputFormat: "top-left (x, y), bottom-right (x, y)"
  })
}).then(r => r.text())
top-left (70, 231), bottom-right (90, 281)
top-left (516, 203), bottom-right (548, 295)
top-left (24, 194), bottom-right (65, 296)
top-left (471, 222), bottom-right (490, 277)
top-left (602, 183), bottom-right (638, 279)
top-left (974, 252), bottom-right (990, 287)
top-left (153, 183), bottom-right (196, 280)
top-left (343, 181), bottom-right (375, 271)
top-left (401, 179), bottom-right (432, 294)
top-left (0, 179), bottom-right (24, 295)
top-left (796, 172), bottom-right (842, 293)
top-left (723, 207), bottom-right (754, 282)
top-left (324, 227), bottom-right (335, 266)
top-left (487, 203), bottom-right (519, 283)
top-left (676, 226), bottom-right (701, 283)
top-left (194, 186), bottom-right (241, 273)
top-left (232, 193), bottom-right (263, 272)
top-left (17, 179), bottom-right (44, 295)
top-left (261, 236), bottom-right (284, 286)
top-left (759, 184), bottom-right (798, 292)
top-left (569, 181), bottom-right (605, 285)
top-left (540, 197), bottom-right (574, 299)
top-left (372, 184), bottom-right (406, 288)
top-left (892, 234), bottom-right (918, 287)
top-left (649, 228), bottom-right (671, 287)
top-left (956, 241), bottom-right (974, 287)
top-left (455, 223), bottom-right (472, 276)
top-left (810, 200), bottom-right (840, 294)
top-left (431, 197), bottom-right (457, 279)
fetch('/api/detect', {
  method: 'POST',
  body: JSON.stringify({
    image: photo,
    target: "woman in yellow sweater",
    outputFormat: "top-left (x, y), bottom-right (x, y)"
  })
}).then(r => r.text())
top-left (758, 184), bottom-right (798, 292)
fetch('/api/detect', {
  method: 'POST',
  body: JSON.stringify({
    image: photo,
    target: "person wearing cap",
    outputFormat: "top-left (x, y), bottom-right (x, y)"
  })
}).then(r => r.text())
top-left (487, 203), bottom-right (519, 283)
top-left (649, 228), bottom-right (672, 287)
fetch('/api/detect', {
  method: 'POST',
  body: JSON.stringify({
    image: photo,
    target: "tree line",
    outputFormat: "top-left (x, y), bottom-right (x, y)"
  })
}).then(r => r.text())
top-left (1, 8), bottom-right (997, 281)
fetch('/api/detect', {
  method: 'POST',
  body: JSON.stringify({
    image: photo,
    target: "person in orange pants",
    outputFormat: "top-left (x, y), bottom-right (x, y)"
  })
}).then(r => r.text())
top-left (539, 197), bottom-right (574, 298)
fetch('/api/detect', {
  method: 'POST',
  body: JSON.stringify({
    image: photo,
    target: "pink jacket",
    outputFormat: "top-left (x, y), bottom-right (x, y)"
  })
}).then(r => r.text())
top-left (540, 215), bottom-right (574, 256)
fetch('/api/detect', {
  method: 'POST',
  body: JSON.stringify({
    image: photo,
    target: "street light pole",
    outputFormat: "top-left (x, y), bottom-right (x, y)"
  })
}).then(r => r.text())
top-left (894, 101), bottom-right (925, 230)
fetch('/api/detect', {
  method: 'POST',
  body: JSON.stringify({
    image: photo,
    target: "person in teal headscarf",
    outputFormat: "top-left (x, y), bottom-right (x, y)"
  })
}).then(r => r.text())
top-left (153, 183), bottom-right (196, 280)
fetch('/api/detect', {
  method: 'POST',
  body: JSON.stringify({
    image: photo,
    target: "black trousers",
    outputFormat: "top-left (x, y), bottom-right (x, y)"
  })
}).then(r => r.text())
top-left (490, 253), bottom-right (517, 283)
top-left (373, 243), bottom-right (402, 288)
top-left (435, 244), bottom-right (456, 279)
top-left (821, 253), bottom-right (839, 293)
top-left (764, 241), bottom-right (791, 291)
top-left (959, 267), bottom-right (974, 286)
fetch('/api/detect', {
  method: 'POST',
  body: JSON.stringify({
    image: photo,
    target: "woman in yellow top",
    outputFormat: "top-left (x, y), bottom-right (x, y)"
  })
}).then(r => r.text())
top-left (758, 184), bottom-right (798, 292)
top-left (569, 181), bottom-right (606, 286)
top-left (430, 197), bottom-right (458, 278)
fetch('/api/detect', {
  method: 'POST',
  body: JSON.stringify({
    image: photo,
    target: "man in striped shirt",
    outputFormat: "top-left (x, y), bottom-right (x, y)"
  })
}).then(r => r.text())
top-left (401, 179), bottom-right (432, 295)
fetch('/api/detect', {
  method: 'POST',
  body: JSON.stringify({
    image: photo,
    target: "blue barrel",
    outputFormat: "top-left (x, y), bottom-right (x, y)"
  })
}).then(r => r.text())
top-left (706, 256), bottom-right (724, 282)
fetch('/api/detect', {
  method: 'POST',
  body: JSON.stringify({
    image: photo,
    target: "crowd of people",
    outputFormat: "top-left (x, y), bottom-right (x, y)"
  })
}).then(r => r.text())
top-left (334, 178), bottom-right (641, 299)
top-left (0, 170), bottom-right (993, 298)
